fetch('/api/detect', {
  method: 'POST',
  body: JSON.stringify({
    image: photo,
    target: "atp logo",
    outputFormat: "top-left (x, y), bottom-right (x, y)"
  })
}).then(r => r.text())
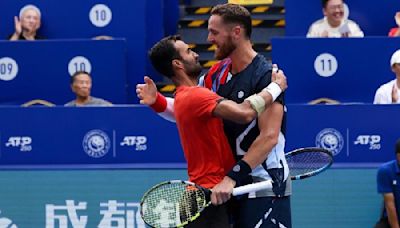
top-left (315, 128), bottom-right (344, 156)
top-left (120, 136), bottom-right (147, 151)
top-left (5, 136), bottom-right (32, 152)
top-left (354, 135), bottom-right (381, 150)
top-left (0, 211), bottom-right (17, 228)
top-left (82, 130), bottom-right (110, 158)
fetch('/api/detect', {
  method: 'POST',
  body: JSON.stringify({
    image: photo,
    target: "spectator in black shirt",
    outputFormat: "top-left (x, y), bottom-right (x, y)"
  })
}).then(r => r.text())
top-left (9, 4), bottom-right (44, 41)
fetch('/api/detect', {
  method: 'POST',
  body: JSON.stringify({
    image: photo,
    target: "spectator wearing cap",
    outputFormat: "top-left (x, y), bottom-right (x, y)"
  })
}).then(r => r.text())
top-left (307, 0), bottom-right (364, 38)
top-left (374, 49), bottom-right (400, 104)
top-left (375, 139), bottom-right (400, 228)
top-left (9, 4), bottom-right (44, 41)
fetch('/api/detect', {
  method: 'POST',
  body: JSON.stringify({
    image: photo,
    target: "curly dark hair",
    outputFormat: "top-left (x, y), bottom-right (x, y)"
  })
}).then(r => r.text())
top-left (148, 35), bottom-right (182, 78)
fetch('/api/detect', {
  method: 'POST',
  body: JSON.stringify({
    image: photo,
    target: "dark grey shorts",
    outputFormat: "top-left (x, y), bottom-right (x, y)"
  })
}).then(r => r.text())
top-left (185, 203), bottom-right (230, 228)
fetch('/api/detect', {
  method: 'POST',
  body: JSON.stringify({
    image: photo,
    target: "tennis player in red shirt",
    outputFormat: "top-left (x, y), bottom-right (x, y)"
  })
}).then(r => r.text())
top-left (138, 35), bottom-right (287, 227)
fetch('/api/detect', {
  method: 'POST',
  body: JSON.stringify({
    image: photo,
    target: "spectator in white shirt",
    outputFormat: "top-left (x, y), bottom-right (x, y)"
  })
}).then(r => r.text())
top-left (374, 49), bottom-right (400, 104)
top-left (307, 0), bottom-right (364, 38)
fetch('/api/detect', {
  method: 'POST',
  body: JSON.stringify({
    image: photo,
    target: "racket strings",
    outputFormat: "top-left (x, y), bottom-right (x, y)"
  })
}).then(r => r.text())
top-left (179, 189), bottom-right (204, 223)
top-left (141, 182), bottom-right (206, 227)
top-left (287, 151), bottom-right (331, 176)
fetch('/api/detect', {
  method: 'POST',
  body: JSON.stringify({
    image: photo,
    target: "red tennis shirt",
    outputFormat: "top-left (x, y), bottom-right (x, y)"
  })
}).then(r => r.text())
top-left (174, 85), bottom-right (236, 188)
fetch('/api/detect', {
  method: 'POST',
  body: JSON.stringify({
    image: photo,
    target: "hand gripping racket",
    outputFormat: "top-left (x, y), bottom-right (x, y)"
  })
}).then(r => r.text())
top-left (140, 179), bottom-right (272, 228)
top-left (140, 147), bottom-right (333, 228)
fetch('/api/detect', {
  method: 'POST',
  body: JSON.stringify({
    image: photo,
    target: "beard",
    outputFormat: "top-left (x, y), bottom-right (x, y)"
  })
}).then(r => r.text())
top-left (183, 60), bottom-right (203, 80)
top-left (215, 36), bottom-right (236, 60)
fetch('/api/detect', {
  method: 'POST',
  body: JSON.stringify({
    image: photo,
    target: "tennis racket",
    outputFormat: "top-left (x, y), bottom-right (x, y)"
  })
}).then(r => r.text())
top-left (140, 147), bottom-right (333, 228)
top-left (285, 147), bottom-right (333, 180)
top-left (140, 179), bottom-right (272, 228)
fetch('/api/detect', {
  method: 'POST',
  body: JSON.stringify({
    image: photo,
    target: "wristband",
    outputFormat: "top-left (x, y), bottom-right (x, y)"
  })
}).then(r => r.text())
top-left (227, 160), bottom-right (252, 184)
top-left (150, 92), bottom-right (167, 113)
top-left (262, 82), bottom-right (282, 101)
top-left (244, 94), bottom-right (265, 116)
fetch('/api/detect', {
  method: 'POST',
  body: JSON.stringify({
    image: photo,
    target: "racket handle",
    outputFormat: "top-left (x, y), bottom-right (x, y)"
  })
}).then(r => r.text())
top-left (232, 180), bottom-right (273, 196)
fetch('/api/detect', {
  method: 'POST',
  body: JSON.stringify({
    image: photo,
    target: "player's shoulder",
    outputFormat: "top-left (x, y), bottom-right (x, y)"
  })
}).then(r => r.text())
top-left (204, 58), bottom-right (231, 77)
top-left (250, 54), bottom-right (272, 79)
top-left (176, 86), bottom-right (214, 102)
top-left (179, 85), bottom-right (208, 93)
top-left (212, 58), bottom-right (231, 69)
top-left (234, 55), bottom-right (272, 92)
top-left (187, 86), bottom-right (215, 96)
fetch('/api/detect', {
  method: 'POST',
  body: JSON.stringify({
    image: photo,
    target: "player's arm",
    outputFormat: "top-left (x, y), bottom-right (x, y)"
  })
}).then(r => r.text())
top-left (212, 102), bottom-right (283, 205)
top-left (212, 99), bottom-right (253, 124)
top-left (136, 76), bottom-right (176, 122)
top-left (136, 74), bottom-right (210, 122)
top-left (383, 193), bottom-right (400, 228)
top-left (242, 67), bottom-right (285, 167)
top-left (242, 102), bottom-right (283, 168)
top-left (221, 101), bottom-right (283, 196)
top-left (137, 67), bottom-right (286, 122)
top-left (212, 90), bottom-right (272, 124)
top-left (212, 69), bottom-right (286, 123)
top-left (210, 69), bottom-right (286, 206)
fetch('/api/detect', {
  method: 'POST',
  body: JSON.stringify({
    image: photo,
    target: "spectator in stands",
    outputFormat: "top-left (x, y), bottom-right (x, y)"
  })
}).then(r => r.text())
top-left (375, 138), bottom-right (400, 228)
top-left (374, 49), bottom-right (400, 104)
top-left (65, 71), bottom-right (112, 107)
top-left (9, 4), bottom-right (44, 41)
top-left (388, 12), bottom-right (400, 37)
top-left (307, 0), bottom-right (364, 38)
